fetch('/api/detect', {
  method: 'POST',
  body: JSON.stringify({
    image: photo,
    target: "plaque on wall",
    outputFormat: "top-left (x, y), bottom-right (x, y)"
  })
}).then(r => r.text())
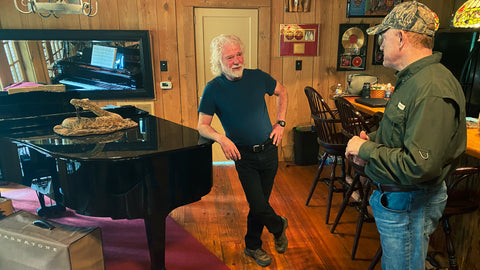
top-left (337, 24), bottom-right (368, 71)
top-left (279, 24), bottom-right (319, 56)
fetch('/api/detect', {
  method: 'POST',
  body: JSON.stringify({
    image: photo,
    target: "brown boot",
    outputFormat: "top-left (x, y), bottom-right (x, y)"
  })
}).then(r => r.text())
top-left (274, 216), bottom-right (288, 253)
top-left (244, 247), bottom-right (272, 267)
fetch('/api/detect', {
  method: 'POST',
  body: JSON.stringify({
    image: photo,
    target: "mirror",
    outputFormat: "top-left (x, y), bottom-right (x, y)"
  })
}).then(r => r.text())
top-left (0, 29), bottom-right (154, 100)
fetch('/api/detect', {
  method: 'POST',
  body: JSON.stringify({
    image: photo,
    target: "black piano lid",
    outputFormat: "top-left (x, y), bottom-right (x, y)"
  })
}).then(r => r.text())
top-left (2, 106), bottom-right (208, 161)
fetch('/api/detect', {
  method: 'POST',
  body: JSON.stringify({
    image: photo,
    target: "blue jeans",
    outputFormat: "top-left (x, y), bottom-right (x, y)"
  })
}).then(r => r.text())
top-left (369, 182), bottom-right (447, 270)
top-left (234, 143), bottom-right (283, 250)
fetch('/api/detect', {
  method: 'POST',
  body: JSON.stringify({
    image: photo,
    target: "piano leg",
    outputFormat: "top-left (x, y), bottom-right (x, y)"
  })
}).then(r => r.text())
top-left (144, 213), bottom-right (167, 270)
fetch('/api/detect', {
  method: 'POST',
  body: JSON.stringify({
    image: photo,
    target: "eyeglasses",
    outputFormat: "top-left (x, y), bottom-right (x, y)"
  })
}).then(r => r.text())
top-left (377, 33), bottom-right (384, 47)
top-left (377, 29), bottom-right (403, 47)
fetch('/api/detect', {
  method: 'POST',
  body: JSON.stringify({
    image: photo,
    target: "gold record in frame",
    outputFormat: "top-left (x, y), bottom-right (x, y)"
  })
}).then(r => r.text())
top-left (337, 23), bottom-right (368, 71)
top-left (342, 27), bottom-right (365, 50)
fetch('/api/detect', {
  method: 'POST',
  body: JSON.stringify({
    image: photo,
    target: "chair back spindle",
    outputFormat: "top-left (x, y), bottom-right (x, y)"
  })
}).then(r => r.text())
top-left (304, 87), bottom-right (346, 147)
top-left (334, 97), bottom-right (376, 138)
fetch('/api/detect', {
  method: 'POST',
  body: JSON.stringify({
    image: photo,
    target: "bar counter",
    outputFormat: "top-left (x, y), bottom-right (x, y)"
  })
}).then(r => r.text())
top-left (344, 96), bottom-right (480, 159)
top-left (344, 96), bottom-right (480, 269)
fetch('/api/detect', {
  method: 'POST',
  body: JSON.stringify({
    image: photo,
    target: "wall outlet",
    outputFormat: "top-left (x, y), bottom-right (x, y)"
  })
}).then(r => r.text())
top-left (160, 81), bottom-right (172, 90)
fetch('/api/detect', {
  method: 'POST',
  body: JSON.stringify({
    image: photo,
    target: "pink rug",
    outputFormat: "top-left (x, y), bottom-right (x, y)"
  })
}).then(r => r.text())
top-left (2, 188), bottom-right (229, 270)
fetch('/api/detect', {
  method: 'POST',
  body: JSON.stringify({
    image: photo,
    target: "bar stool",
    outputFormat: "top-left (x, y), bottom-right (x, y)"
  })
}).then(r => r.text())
top-left (434, 166), bottom-right (480, 270)
top-left (304, 87), bottom-right (349, 224)
top-left (331, 97), bottom-right (380, 259)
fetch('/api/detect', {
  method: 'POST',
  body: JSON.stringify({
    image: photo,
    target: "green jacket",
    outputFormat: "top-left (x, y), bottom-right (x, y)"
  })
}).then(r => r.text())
top-left (358, 53), bottom-right (467, 187)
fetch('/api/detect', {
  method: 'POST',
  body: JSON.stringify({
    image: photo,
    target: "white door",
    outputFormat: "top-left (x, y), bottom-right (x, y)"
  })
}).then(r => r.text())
top-left (195, 8), bottom-right (258, 162)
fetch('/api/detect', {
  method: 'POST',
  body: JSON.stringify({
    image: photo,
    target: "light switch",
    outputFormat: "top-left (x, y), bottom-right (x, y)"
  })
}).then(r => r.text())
top-left (160, 61), bottom-right (168, 71)
top-left (296, 60), bottom-right (302, 70)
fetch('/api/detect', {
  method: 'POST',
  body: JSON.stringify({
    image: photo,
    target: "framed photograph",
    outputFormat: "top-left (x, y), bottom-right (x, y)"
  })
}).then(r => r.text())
top-left (346, 0), bottom-right (403, 18)
top-left (372, 34), bottom-right (384, 65)
top-left (337, 24), bottom-right (369, 71)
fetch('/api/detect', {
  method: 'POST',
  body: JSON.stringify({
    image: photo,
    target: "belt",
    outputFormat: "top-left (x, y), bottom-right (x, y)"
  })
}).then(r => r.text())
top-left (237, 138), bottom-right (274, 153)
top-left (375, 183), bottom-right (422, 193)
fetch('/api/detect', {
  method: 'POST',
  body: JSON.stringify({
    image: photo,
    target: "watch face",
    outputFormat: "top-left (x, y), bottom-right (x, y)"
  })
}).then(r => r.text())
top-left (278, 120), bottom-right (286, 127)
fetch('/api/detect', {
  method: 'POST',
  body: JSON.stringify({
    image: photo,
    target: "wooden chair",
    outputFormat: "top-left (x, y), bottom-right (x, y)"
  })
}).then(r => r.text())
top-left (303, 86), bottom-right (349, 224)
top-left (435, 166), bottom-right (480, 270)
top-left (331, 97), bottom-right (381, 259)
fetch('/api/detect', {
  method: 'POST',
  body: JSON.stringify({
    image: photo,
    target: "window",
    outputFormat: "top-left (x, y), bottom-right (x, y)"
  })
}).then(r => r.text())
top-left (42, 40), bottom-right (64, 78)
top-left (1, 40), bottom-right (25, 84)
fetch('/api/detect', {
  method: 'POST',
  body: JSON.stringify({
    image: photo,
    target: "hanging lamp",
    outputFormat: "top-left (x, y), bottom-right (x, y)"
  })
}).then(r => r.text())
top-left (453, 0), bottom-right (480, 28)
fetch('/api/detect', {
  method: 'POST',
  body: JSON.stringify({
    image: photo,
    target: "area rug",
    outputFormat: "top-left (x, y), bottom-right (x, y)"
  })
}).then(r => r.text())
top-left (2, 188), bottom-right (229, 270)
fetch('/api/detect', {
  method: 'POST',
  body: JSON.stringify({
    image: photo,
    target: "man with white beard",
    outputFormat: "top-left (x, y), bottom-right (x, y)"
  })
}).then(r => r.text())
top-left (197, 34), bottom-right (288, 267)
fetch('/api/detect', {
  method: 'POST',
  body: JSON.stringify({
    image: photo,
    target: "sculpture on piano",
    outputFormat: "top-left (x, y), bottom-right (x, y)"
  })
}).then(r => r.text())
top-left (54, 98), bottom-right (138, 136)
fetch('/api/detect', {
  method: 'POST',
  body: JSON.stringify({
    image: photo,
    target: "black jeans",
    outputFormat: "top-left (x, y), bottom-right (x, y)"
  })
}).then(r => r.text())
top-left (235, 143), bottom-right (283, 250)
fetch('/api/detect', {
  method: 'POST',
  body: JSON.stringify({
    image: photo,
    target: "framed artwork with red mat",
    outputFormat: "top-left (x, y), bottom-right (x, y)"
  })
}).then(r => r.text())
top-left (279, 24), bottom-right (320, 56)
top-left (337, 23), bottom-right (369, 71)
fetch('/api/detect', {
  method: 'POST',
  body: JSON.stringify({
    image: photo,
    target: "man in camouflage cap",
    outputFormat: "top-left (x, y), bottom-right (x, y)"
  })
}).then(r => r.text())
top-left (345, 1), bottom-right (466, 269)
top-left (366, 0), bottom-right (439, 37)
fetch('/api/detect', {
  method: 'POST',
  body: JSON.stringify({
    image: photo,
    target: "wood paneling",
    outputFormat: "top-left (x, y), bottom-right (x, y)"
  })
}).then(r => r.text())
top-left (0, 0), bottom-right (457, 162)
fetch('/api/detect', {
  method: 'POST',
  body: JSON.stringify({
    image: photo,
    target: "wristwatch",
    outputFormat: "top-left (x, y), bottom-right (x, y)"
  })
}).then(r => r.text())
top-left (276, 120), bottom-right (286, 127)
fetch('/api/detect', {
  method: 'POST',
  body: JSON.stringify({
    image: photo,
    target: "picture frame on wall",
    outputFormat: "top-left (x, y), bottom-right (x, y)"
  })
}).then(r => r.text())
top-left (372, 34), bottom-right (384, 65)
top-left (346, 0), bottom-right (403, 18)
top-left (279, 24), bottom-right (320, 56)
top-left (337, 23), bottom-right (369, 71)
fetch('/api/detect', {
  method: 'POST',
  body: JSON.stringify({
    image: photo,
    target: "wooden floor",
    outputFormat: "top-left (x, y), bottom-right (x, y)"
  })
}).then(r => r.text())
top-left (170, 162), bottom-right (381, 270)
top-left (1, 162), bottom-right (381, 270)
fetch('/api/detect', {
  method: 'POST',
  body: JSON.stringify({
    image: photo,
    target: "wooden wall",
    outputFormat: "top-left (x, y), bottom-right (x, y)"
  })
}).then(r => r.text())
top-left (0, 0), bottom-right (457, 161)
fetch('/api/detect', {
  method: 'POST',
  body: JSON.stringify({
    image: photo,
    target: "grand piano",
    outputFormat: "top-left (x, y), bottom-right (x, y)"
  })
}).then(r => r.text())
top-left (51, 45), bottom-right (142, 91)
top-left (0, 92), bottom-right (213, 270)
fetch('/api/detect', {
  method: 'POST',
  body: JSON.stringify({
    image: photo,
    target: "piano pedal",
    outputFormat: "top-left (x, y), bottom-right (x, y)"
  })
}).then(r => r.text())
top-left (37, 204), bottom-right (66, 218)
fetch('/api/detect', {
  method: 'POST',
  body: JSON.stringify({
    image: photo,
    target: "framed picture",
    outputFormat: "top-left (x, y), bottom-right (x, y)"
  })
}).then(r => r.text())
top-left (337, 24), bottom-right (369, 71)
top-left (346, 0), bottom-right (403, 18)
top-left (279, 24), bottom-right (320, 56)
top-left (372, 34), bottom-right (384, 65)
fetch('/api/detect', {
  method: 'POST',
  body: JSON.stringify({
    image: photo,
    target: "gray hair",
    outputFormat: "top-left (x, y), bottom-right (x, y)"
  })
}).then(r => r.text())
top-left (210, 34), bottom-right (245, 76)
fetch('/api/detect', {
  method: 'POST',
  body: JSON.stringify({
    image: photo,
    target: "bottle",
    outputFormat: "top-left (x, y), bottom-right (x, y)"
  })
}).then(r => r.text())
top-left (335, 83), bottom-right (343, 96)
top-left (385, 83), bottom-right (392, 99)
top-left (361, 82), bottom-right (371, 98)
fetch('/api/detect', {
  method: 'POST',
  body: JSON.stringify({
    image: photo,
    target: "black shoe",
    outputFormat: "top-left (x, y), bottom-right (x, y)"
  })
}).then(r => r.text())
top-left (244, 247), bottom-right (272, 267)
top-left (274, 216), bottom-right (288, 253)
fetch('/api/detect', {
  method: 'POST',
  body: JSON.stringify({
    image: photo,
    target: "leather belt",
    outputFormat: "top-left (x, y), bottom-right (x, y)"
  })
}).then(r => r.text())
top-left (375, 183), bottom-right (421, 193)
top-left (238, 138), bottom-right (273, 153)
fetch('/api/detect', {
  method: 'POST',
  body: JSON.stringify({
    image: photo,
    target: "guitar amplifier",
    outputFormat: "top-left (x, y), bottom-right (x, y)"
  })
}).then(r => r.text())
top-left (0, 210), bottom-right (105, 270)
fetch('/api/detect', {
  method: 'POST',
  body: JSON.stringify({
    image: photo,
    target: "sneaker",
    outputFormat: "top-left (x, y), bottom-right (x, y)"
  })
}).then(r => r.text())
top-left (274, 216), bottom-right (288, 253)
top-left (244, 247), bottom-right (272, 267)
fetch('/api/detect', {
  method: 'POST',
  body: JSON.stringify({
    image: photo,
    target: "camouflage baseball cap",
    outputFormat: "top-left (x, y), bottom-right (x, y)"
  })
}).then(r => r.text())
top-left (366, 1), bottom-right (439, 36)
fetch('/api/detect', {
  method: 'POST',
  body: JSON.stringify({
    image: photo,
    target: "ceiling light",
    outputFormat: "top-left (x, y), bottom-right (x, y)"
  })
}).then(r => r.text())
top-left (14, 0), bottom-right (97, 18)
